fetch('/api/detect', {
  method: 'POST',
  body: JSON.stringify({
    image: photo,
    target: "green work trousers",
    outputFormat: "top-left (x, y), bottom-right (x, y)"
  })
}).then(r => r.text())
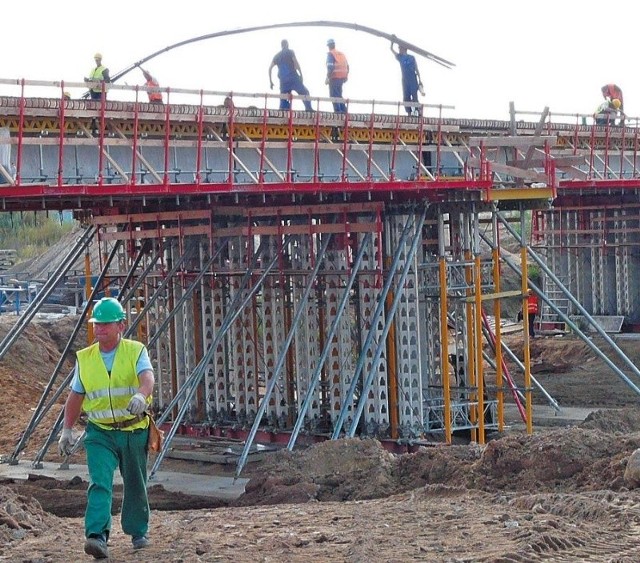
top-left (84, 422), bottom-right (150, 539)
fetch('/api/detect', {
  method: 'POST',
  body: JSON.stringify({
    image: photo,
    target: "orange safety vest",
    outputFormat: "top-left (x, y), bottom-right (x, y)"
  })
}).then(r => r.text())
top-left (145, 78), bottom-right (163, 102)
top-left (328, 49), bottom-right (349, 79)
top-left (527, 294), bottom-right (539, 314)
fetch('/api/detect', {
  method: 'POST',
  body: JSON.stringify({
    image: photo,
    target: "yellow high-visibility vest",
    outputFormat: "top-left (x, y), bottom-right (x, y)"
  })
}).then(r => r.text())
top-left (78, 339), bottom-right (150, 431)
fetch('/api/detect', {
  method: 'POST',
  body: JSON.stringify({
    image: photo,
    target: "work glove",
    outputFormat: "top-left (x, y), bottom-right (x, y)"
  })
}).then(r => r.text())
top-left (127, 392), bottom-right (147, 415)
top-left (58, 428), bottom-right (76, 457)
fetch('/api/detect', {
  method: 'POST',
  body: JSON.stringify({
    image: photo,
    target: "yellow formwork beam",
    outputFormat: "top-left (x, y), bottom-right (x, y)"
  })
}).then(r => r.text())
top-left (483, 187), bottom-right (555, 201)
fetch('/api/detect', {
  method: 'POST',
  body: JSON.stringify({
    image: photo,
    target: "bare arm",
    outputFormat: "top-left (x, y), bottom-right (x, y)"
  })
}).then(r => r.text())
top-left (268, 60), bottom-right (275, 89)
top-left (137, 369), bottom-right (155, 398)
top-left (63, 391), bottom-right (84, 429)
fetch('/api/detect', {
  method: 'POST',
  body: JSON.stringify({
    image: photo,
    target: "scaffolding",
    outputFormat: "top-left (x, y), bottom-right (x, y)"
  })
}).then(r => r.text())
top-left (0, 81), bottom-right (639, 477)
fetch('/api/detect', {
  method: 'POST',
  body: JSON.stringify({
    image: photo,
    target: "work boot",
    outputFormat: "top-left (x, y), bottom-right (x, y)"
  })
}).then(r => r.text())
top-left (132, 535), bottom-right (150, 550)
top-left (84, 535), bottom-right (109, 559)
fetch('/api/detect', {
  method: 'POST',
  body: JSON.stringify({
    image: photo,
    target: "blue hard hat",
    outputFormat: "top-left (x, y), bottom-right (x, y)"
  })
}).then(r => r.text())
top-left (327, 38), bottom-right (335, 46)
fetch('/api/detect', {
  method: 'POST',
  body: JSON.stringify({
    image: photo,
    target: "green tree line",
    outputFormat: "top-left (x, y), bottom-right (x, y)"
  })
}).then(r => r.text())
top-left (0, 212), bottom-right (75, 260)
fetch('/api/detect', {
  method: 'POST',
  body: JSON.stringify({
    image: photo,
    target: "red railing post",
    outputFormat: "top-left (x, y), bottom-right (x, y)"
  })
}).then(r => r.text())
top-left (286, 95), bottom-right (294, 184)
top-left (163, 88), bottom-right (171, 187)
top-left (227, 93), bottom-right (235, 186)
top-left (633, 123), bottom-right (639, 178)
top-left (57, 82), bottom-right (66, 188)
top-left (588, 123), bottom-right (596, 179)
top-left (312, 97), bottom-right (321, 184)
top-left (258, 94), bottom-right (268, 184)
top-left (16, 79), bottom-right (25, 185)
top-left (340, 101), bottom-right (351, 183)
top-left (389, 103), bottom-right (401, 182)
top-left (131, 86), bottom-right (140, 187)
top-left (366, 101), bottom-right (375, 182)
top-left (620, 123), bottom-right (626, 179)
top-left (416, 108), bottom-right (426, 181)
top-left (97, 82), bottom-right (106, 186)
top-left (435, 105), bottom-right (443, 180)
top-left (195, 90), bottom-right (204, 185)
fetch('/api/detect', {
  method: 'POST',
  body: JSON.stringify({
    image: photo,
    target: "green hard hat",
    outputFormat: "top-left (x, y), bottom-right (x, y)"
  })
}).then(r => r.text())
top-left (90, 297), bottom-right (126, 323)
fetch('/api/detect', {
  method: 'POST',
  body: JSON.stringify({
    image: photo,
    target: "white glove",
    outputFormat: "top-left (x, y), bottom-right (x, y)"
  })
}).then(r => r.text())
top-left (58, 428), bottom-right (76, 457)
top-left (127, 392), bottom-right (147, 415)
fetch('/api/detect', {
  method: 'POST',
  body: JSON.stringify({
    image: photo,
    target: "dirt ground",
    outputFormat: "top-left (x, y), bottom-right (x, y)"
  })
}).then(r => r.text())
top-left (3, 315), bottom-right (640, 561)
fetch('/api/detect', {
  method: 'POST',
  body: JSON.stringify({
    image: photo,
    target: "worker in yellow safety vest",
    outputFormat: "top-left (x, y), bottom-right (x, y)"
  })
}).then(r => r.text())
top-left (84, 53), bottom-right (110, 101)
top-left (58, 297), bottom-right (155, 559)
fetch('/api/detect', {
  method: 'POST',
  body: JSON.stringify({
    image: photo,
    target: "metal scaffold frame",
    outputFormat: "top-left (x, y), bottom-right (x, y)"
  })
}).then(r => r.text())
top-left (3, 82), bottom-right (640, 481)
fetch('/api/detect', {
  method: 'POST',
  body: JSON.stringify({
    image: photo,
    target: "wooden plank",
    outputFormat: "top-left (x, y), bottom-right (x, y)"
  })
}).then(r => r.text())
top-left (469, 135), bottom-right (556, 147)
top-left (506, 155), bottom-right (586, 168)
top-left (461, 289), bottom-right (525, 303)
top-left (467, 158), bottom-right (548, 181)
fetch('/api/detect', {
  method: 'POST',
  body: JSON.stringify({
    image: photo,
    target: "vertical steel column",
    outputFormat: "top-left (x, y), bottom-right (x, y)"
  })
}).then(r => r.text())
top-left (438, 212), bottom-right (452, 442)
top-left (332, 212), bottom-right (416, 439)
top-left (472, 210), bottom-right (485, 443)
top-left (491, 210), bottom-right (505, 431)
top-left (150, 238), bottom-right (288, 478)
top-left (348, 207), bottom-right (427, 437)
top-left (288, 233), bottom-right (372, 449)
top-left (235, 233), bottom-right (332, 477)
top-left (520, 208), bottom-right (534, 434)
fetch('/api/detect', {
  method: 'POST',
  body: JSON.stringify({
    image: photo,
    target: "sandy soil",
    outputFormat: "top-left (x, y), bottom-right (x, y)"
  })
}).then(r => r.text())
top-left (3, 315), bottom-right (640, 562)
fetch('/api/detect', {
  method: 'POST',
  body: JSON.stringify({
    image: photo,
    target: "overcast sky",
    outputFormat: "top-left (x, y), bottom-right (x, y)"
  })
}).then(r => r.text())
top-left (3, 1), bottom-right (635, 122)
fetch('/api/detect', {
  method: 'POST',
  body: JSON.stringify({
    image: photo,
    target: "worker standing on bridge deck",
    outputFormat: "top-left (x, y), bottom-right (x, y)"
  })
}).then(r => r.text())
top-left (139, 67), bottom-right (163, 104)
top-left (57, 298), bottom-right (155, 559)
top-left (326, 39), bottom-right (349, 112)
top-left (269, 39), bottom-right (313, 112)
top-left (390, 41), bottom-right (423, 116)
top-left (84, 53), bottom-right (110, 101)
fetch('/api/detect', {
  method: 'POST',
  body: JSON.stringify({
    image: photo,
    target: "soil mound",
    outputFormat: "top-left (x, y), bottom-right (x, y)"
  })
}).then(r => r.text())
top-left (237, 438), bottom-right (396, 505)
top-left (579, 406), bottom-right (640, 434)
top-left (0, 483), bottom-right (60, 549)
top-left (238, 422), bottom-right (640, 507)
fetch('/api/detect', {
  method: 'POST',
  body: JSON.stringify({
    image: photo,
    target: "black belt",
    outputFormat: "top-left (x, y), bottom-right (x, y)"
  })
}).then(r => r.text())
top-left (96, 414), bottom-right (146, 429)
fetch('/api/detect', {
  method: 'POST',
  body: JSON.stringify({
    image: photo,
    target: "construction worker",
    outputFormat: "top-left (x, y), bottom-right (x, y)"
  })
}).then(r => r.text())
top-left (601, 84), bottom-right (624, 126)
top-left (140, 68), bottom-right (163, 104)
top-left (601, 84), bottom-right (624, 113)
top-left (325, 39), bottom-right (349, 112)
top-left (58, 297), bottom-right (155, 559)
top-left (269, 39), bottom-right (313, 111)
top-left (594, 98), bottom-right (617, 126)
top-left (84, 53), bottom-right (110, 101)
top-left (390, 41), bottom-right (423, 116)
top-left (527, 290), bottom-right (539, 338)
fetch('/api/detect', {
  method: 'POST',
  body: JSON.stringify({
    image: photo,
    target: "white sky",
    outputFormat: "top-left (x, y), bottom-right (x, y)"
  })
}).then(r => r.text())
top-left (3, 1), bottom-right (635, 121)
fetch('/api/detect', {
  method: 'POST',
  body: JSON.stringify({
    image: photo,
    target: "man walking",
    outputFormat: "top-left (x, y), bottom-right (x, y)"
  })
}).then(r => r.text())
top-left (391, 41), bottom-right (423, 116)
top-left (269, 39), bottom-right (313, 111)
top-left (325, 39), bottom-right (349, 112)
top-left (58, 297), bottom-right (155, 559)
